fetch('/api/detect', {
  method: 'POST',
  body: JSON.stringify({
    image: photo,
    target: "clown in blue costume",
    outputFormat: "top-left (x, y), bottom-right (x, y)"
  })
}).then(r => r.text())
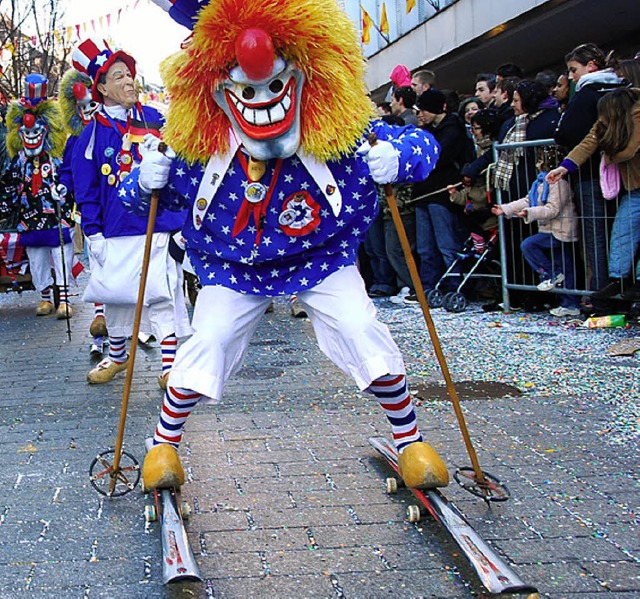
top-left (58, 66), bottom-right (107, 355)
top-left (71, 38), bottom-right (191, 387)
top-left (132, 0), bottom-right (450, 492)
top-left (1, 74), bottom-right (75, 319)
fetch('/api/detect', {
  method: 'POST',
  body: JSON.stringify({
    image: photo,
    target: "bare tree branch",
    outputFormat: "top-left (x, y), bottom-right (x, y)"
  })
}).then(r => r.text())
top-left (0, 0), bottom-right (69, 101)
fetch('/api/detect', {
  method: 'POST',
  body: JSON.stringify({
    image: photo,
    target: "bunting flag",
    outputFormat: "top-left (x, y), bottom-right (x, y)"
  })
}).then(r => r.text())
top-left (361, 5), bottom-right (373, 44)
top-left (406, 0), bottom-right (416, 14)
top-left (23, 2), bottom-right (144, 50)
top-left (380, 3), bottom-right (389, 36)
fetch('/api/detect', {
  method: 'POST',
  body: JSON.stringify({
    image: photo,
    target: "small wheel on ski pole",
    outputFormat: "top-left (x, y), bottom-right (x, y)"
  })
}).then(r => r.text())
top-left (89, 449), bottom-right (141, 497)
top-left (426, 289), bottom-right (444, 308)
top-left (454, 467), bottom-right (510, 502)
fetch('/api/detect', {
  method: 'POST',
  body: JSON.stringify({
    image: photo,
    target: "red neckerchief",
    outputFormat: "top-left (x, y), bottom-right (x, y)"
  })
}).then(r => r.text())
top-left (232, 152), bottom-right (283, 246)
top-left (95, 102), bottom-right (144, 167)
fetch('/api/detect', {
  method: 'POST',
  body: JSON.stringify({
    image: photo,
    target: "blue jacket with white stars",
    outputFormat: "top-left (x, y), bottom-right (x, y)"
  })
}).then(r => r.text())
top-left (72, 105), bottom-right (187, 238)
top-left (122, 120), bottom-right (439, 295)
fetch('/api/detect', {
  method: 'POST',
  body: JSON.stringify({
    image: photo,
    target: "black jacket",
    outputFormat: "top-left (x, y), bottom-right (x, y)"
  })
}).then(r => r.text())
top-left (412, 113), bottom-right (472, 207)
top-left (555, 77), bottom-right (625, 179)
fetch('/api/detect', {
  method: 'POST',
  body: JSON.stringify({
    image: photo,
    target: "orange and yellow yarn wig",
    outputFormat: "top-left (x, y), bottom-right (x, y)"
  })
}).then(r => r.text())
top-left (157, 0), bottom-right (374, 164)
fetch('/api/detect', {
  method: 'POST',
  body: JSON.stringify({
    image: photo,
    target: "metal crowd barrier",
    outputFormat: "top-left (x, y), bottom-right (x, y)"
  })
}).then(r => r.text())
top-left (492, 138), bottom-right (620, 312)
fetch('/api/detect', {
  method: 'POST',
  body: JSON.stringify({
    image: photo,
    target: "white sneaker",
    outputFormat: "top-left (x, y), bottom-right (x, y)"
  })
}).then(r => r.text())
top-left (538, 273), bottom-right (565, 292)
top-left (389, 287), bottom-right (411, 304)
top-left (549, 306), bottom-right (580, 317)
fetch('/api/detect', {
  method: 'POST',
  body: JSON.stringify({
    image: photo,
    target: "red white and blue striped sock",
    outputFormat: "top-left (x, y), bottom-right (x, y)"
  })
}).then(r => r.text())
top-left (94, 303), bottom-right (105, 318)
top-left (369, 374), bottom-right (422, 452)
top-left (41, 287), bottom-right (52, 303)
top-left (58, 285), bottom-right (69, 305)
top-left (160, 334), bottom-right (178, 375)
top-left (153, 386), bottom-right (202, 447)
top-left (108, 336), bottom-right (127, 363)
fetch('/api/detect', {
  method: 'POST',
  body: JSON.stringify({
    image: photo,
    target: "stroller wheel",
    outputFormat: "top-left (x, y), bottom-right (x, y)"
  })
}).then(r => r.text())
top-left (445, 292), bottom-right (467, 313)
top-left (427, 289), bottom-right (444, 308)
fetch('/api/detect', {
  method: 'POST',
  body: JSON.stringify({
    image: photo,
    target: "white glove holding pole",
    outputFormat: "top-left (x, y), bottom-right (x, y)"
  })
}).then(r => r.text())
top-left (358, 139), bottom-right (399, 184)
top-left (138, 133), bottom-right (176, 193)
top-left (88, 233), bottom-right (107, 267)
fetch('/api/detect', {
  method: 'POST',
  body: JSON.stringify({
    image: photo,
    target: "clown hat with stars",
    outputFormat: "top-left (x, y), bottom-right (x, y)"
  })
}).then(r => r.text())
top-left (71, 38), bottom-right (136, 103)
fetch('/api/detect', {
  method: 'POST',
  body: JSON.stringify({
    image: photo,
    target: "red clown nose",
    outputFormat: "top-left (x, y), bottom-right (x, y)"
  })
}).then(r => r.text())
top-left (235, 28), bottom-right (275, 81)
top-left (23, 112), bottom-right (36, 129)
top-left (72, 81), bottom-right (88, 101)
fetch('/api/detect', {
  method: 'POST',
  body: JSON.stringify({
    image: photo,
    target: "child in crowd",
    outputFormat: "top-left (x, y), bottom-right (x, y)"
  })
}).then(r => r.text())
top-left (493, 157), bottom-right (580, 317)
top-left (448, 108), bottom-right (500, 254)
top-left (548, 87), bottom-right (640, 302)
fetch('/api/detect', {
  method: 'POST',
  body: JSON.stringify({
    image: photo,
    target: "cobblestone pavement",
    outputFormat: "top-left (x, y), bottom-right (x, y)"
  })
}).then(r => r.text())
top-left (0, 271), bottom-right (638, 598)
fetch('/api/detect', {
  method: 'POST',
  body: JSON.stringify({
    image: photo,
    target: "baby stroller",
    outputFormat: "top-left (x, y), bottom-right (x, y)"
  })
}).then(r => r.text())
top-left (427, 229), bottom-right (501, 312)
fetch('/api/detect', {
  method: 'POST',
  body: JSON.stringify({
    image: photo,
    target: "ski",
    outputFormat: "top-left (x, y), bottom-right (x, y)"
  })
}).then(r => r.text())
top-left (369, 436), bottom-right (538, 597)
top-left (144, 439), bottom-right (202, 584)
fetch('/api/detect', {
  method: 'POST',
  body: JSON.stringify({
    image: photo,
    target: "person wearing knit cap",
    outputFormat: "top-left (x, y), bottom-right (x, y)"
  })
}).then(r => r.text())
top-left (1, 73), bottom-right (77, 320)
top-left (71, 38), bottom-right (191, 387)
top-left (122, 0), bottom-right (450, 495)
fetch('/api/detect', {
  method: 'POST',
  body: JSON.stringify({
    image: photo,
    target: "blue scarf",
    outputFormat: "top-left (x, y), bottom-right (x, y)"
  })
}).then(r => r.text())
top-left (529, 172), bottom-right (550, 207)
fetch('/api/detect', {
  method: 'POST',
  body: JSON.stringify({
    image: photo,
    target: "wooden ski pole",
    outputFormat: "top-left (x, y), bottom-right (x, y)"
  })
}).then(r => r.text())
top-left (368, 133), bottom-right (486, 486)
top-left (108, 143), bottom-right (166, 496)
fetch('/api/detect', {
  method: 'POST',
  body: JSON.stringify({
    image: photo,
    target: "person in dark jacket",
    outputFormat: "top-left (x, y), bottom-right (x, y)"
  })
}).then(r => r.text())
top-left (406, 88), bottom-right (471, 302)
top-left (554, 42), bottom-right (625, 312)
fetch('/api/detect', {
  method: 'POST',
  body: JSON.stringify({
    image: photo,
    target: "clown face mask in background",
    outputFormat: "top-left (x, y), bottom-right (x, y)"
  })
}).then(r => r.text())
top-left (72, 81), bottom-right (100, 125)
top-left (213, 28), bottom-right (305, 161)
top-left (19, 112), bottom-right (47, 157)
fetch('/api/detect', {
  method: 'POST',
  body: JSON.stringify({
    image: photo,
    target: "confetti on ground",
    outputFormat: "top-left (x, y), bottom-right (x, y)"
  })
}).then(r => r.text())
top-left (375, 300), bottom-right (640, 446)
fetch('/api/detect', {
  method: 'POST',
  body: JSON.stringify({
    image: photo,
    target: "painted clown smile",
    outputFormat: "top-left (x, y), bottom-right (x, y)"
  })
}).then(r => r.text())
top-left (225, 77), bottom-right (297, 140)
top-left (20, 126), bottom-right (45, 152)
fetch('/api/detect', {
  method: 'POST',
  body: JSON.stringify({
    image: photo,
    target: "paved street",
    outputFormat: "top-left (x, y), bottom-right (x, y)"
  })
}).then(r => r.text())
top-left (0, 268), bottom-right (638, 598)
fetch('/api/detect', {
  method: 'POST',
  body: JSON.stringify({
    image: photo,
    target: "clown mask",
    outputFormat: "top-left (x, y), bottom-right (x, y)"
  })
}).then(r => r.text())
top-left (72, 81), bottom-right (100, 125)
top-left (19, 112), bottom-right (47, 157)
top-left (213, 28), bottom-right (305, 161)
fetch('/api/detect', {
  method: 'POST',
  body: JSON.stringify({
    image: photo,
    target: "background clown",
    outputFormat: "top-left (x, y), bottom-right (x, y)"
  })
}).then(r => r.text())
top-left (2, 73), bottom-right (75, 319)
top-left (71, 38), bottom-right (191, 387)
top-left (58, 66), bottom-right (106, 355)
top-left (127, 0), bottom-right (448, 493)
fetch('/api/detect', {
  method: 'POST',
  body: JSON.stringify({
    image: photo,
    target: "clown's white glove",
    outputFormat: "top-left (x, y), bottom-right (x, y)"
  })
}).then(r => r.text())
top-left (139, 134), bottom-right (176, 193)
top-left (50, 183), bottom-right (68, 204)
top-left (88, 233), bottom-right (107, 267)
top-left (358, 139), bottom-right (399, 184)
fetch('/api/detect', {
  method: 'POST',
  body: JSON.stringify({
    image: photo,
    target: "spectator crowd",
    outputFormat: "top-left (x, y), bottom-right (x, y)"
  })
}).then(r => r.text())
top-left (367, 43), bottom-right (640, 318)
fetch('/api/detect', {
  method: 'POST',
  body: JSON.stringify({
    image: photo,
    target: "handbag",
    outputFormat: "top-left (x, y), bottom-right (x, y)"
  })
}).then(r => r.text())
top-left (599, 153), bottom-right (621, 200)
top-left (82, 233), bottom-right (172, 305)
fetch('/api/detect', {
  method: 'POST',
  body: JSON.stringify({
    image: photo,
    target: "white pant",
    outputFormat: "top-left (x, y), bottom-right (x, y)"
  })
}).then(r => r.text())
top-left (169, 265), bottom-right (405, 402)
top-left (27, 242), bottom-right (75, 292)
top-left (105, 261), bottom-right (192, 342)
